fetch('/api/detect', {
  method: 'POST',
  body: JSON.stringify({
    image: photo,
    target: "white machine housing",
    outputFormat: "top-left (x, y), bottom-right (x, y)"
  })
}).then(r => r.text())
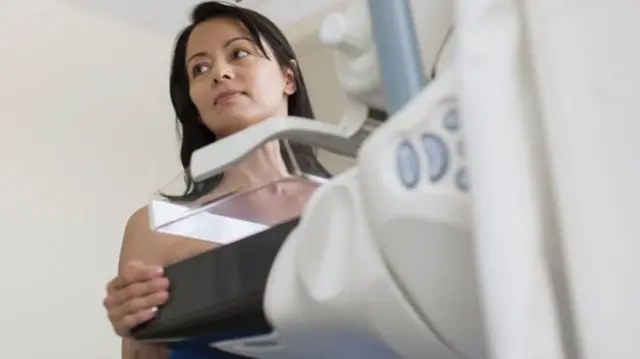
top-left (317, 0), bottom-right (454, 111)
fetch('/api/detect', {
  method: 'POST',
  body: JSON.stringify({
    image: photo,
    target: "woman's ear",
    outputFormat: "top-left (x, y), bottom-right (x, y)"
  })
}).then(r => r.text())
top-left (283, 60), bottom-right (298, 95)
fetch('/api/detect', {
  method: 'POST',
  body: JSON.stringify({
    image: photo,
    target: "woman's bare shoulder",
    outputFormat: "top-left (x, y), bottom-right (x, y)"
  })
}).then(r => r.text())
top-left (124, 206), bottom-right (153, 240)
top-left (119, 206), bottom-right (166, 267)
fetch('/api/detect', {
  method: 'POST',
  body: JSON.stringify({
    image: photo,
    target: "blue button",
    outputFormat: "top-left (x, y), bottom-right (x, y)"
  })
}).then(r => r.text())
top-left (396, 141), bottom-right (420, 189)
top-left (421, 133), bottom-right (449, 182)
top-left (443, 108), bottom-right (460, 132)
top-left (456, 167), bottom-right (470, 192)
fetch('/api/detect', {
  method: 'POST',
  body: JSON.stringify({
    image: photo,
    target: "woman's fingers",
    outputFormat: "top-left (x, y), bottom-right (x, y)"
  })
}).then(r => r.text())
top-left (123, 291), bottom-right (170, 315)
top-left (108, 291), bottom-right (169, 331)
top-left (116, 307), bottom-right (159, 336)
top-left (106, 261), bottom-right (164, 293)
top-left (104, 277), bottom-right (169, 309)
top-left (106, 284), bottom-right (169, 320)
top-left (103, 261), bottom-right (170, 337)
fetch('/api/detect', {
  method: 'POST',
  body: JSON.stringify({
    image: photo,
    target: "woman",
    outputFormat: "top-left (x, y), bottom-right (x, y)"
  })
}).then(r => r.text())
top-left (102, 2), bottom-right (331, 358)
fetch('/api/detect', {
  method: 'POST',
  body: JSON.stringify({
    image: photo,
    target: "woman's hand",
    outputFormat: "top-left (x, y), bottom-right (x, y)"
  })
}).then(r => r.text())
top-left (103, 260), bottom-right (170, 337)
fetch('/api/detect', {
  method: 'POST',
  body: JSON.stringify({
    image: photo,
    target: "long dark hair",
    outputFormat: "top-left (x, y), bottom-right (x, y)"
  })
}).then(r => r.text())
top-left (167, 1), bottom-right (331, 201)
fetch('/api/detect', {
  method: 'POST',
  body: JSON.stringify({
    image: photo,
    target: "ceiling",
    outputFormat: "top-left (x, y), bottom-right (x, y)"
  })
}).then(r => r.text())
top-left (61, 0), bottom-right (347, 39)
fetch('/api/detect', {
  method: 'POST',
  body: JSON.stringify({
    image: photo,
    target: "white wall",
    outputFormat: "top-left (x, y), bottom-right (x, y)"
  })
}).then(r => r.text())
top-left (0, 1), bottom-right (350, 358)
top-left (0, 1), bottom-right (182, 358)
top-left (296, 45), bottom-right (354, 174)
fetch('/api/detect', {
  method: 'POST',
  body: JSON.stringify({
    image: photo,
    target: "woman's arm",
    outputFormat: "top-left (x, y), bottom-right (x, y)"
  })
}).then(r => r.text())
top-left (118, 208), bottom-right (170, 359)
top-left (124, 340), bottom-right (167, 359)
top-left (116, 206), bottom-right (218, 359)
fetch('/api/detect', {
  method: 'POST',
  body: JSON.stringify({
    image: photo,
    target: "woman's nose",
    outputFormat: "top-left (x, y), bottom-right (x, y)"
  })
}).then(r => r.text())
top-left (212, 63), bottom-right (233, 84)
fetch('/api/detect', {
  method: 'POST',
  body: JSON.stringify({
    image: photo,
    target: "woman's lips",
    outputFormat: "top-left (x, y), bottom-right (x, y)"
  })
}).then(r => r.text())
top-left (214, 90), bottom-right (244, 105)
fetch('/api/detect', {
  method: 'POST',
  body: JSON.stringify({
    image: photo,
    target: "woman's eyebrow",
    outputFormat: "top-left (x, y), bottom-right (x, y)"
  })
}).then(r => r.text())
top-left (186, 37), bottom-right (254, 63)
top-left (223, 36), bottom-right (254, 48)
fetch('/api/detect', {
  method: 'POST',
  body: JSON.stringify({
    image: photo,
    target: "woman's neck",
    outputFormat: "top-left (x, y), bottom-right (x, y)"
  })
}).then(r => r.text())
top-left (220, 140), bottom-right (289, 190)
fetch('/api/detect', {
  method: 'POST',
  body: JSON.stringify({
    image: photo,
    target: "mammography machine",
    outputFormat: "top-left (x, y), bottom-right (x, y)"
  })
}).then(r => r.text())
top-left (132, 0), bottom-right (640, 358)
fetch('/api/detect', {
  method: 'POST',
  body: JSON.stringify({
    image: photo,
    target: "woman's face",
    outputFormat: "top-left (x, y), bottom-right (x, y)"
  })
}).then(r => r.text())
top-left (185, 17), bottom-right (297, 137)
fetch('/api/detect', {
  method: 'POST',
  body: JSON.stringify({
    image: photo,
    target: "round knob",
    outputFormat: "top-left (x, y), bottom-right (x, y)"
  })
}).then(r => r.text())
top-left (319, 12), bottom-right (367, 56)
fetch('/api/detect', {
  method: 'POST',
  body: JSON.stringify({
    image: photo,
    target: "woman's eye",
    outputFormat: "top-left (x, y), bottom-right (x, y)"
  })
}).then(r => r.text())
top-left (192, 64), bottom-right (210, 77)
top-left (232, 49), bottom-right (249, 59)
